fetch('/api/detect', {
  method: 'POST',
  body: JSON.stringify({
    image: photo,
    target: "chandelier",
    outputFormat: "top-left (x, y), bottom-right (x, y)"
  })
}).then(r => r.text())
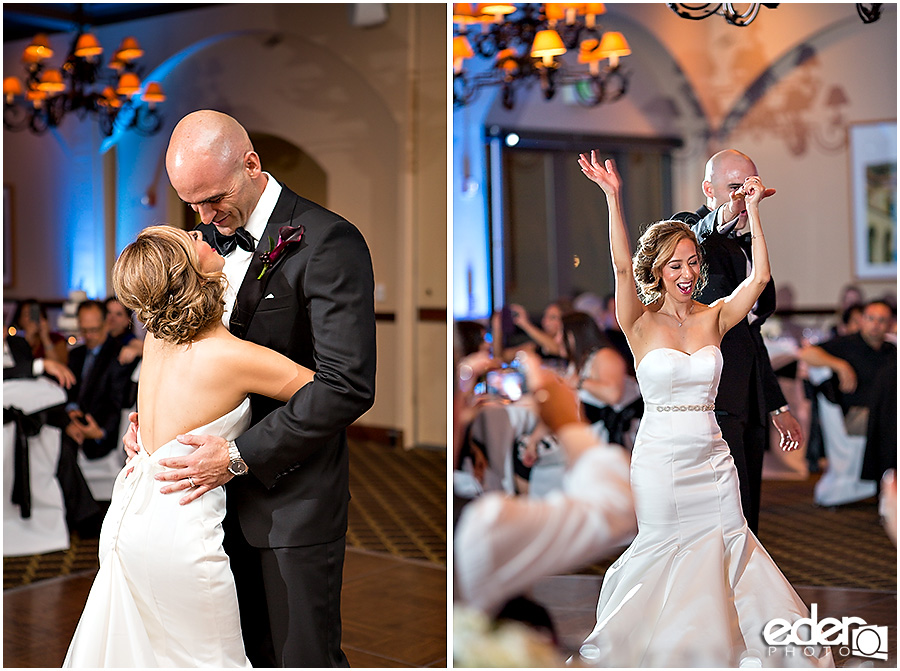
top-left (665, 3), bottom-right (883, 27)
top-left (3, 29), bottom-right (166, 137)
top-left (453, 3), bottom-right (632, 109)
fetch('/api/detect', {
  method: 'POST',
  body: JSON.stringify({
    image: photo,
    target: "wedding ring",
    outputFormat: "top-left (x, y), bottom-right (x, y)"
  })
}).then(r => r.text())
top-left (188, 477), bottom-right (196, 488)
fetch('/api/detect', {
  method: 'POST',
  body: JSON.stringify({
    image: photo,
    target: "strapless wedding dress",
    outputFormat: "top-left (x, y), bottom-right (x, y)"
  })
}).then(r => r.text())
top-left (576, 347), bottom-right (832, 668)
top-left (64, 398), bottom-right (253, 668)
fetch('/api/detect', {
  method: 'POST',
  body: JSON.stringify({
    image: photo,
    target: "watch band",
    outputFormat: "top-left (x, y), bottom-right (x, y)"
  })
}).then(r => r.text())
top-left (770, 404), bottom-right (790, 417)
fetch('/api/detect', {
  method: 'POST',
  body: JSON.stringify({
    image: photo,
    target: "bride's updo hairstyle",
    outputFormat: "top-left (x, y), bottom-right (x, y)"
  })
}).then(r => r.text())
top-left (113, 225), bottom-right (225, 345)
top-left (632, 220), bottom-right (707, 305)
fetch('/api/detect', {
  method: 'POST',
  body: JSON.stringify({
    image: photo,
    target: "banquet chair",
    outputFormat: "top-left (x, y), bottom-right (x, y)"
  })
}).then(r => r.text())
top-left (76, 361), bottom-right (139, 501)
top-left (807, 366), bottom-right (877, 507)
top-left (3, 377), bottom-right (70, 556)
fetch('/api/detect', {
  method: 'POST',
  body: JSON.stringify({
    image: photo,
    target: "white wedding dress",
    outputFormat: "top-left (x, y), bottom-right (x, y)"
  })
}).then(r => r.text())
top-left (64, 398), bottom-right (253, 668)
top-left (576, 346), bottom-right (832, 668)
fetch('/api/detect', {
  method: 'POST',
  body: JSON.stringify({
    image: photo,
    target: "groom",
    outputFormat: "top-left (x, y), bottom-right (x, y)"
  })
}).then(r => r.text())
top-left (148, 110), bottom-right (376, 667)
top-left (672, 149), bottom-right (801, 535)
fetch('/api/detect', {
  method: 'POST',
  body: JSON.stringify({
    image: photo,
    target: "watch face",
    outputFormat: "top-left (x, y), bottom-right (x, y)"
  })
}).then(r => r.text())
top-left (229, 460), bottom-right (248, 476)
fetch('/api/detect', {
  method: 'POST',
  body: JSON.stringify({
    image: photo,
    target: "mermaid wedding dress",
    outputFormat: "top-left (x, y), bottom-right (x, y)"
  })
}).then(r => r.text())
top-left (575, 346), bottom-right (832, 668)
top-left (64, 398), bottom-right (252, 668)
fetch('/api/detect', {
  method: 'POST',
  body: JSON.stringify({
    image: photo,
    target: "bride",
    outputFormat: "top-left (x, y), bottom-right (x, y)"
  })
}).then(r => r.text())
top-left (63, 225), bottom-right (314, 667)
top-left (575, 152), bottom-right (832, 667)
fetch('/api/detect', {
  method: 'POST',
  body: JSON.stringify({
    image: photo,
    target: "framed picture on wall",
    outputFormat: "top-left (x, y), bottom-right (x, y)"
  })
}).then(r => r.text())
top-left (849, 120), bottom-right (897, 280)
top-left (4, 185), bottom-right (13, 288)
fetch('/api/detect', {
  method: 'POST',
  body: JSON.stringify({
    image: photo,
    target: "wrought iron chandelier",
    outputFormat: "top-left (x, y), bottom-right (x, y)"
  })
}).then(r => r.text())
top-left (665, 3), bottom-right (883, 27)
top-left (3, 28), bottom-right (166, 137)
top-left (453, 3), bottom-right (632, 110)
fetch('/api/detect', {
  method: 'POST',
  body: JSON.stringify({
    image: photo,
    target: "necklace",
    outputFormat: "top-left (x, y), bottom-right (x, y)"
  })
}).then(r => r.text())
top-left (660, 303), bottom-right (693, 327)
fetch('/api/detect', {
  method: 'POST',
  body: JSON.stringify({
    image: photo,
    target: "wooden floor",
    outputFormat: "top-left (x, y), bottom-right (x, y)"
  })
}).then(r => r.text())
top-left (533, 575), bottom-right (897, 668)
top-left (3, 547), bottom-right (447, 668)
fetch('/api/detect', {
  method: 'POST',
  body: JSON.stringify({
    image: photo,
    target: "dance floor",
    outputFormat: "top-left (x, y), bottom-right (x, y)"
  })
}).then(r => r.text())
top-left (3, 440), bottom-right (448, 667)
top-left (541, 475), bottom-right (897, 668)
top-left (4, 548), bottom-right (447, 667)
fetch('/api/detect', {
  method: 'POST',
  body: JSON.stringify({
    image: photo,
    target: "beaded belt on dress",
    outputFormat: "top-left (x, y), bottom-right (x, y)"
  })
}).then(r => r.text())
top-left (645, 403), bottom-right (715, 412)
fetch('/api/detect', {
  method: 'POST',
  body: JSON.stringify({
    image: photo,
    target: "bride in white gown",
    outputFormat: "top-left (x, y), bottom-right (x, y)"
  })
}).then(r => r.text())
top-left (575, 152), bottom-right (832, 667)
top-left (64, 226), bottom-right (314, 667)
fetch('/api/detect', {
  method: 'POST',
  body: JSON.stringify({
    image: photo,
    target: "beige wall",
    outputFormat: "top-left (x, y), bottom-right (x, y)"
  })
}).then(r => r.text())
top-left (3, 4), bottom-right (447, 447)
top-left (477, 3), bottom-right (897, 307)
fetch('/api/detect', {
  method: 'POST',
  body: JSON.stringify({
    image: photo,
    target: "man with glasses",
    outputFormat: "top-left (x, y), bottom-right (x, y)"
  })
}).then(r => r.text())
top-left (59, 300), bottom-right (136, 534)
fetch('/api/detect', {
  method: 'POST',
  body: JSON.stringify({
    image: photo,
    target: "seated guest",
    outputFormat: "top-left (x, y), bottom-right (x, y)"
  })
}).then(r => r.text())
top-left (799, 300), bottom-right (896, 416)
top-left (558, 311), bottom-right (641, 450)
top-left (506, 301), bottom-right (567, 368)
top-left (799, 300), bottom-right (897, 506)
top-left (64, 300), bottom-right (137, 460)
top-left (832, 302), bottom-right (864, 339)
top-left (3, 331), bottom-right (75, 388)
top-left (10, 299), bottom-right (69, 365)
top-left (862, 360), bottom-right (897, 485)
top-left (832, 284), bottom-right (864, 337)
top-left (455, 350), bottom-right (636, 615)
top-left (456, 320), bottom-right (490, 357)
top-left (105, 296), bottom-right (144, 365)
top-left (599, 292), bottom-right (634, 375)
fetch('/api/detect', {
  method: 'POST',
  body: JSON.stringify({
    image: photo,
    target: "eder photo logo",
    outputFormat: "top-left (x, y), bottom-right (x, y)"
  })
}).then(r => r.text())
top-left (763, 603), bottom-right (888, 661)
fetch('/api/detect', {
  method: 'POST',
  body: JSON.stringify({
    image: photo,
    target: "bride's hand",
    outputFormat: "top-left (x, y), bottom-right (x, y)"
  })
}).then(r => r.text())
top-left (578, 151), bottom-right (621, 197)
top-left (123, 412), bottom-right (139, 463)
top-left (741, 176), bottom-right (766, 207)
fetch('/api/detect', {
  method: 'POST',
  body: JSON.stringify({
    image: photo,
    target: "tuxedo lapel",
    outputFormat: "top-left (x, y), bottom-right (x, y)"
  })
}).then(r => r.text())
top-left (230, 189), bottom-right (302, 339)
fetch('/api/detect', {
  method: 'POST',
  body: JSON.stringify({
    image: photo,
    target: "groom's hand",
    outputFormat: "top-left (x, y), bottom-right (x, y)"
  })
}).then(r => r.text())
top-left (156, 434), bottom-right (233, 505)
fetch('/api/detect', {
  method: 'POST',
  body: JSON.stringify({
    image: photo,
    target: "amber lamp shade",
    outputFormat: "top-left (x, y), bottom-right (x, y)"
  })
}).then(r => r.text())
top-left (531, 29), bottom-right (566, 66)
top-left (116, 37), bottom-right (144, 62)
top-left (74, 33), bottom-right (103, 58)
top-left (141, 81), bottom-right (166, 105)
top-left (116, 72), bottom-right (141, 96)
top-left (37, 69), bottom-right (66, 93)
top-left (24, 33), bottom-right (53, 61)
top-left (3, 76), bottom-right (23, 103)
top-left (596, 31), bottom-right (630, 67)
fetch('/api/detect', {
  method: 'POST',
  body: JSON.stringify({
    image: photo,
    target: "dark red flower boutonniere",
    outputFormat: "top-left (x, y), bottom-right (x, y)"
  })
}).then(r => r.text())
top-left (258, 225), bottom-right (305, 280)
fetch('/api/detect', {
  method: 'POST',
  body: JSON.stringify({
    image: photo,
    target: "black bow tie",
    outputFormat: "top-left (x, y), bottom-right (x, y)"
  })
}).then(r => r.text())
top-left (212, 226), bottom-right (255, 255)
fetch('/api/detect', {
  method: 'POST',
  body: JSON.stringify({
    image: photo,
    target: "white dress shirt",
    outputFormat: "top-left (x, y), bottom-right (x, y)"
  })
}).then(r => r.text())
top-left (221, 172), bottom-right (283, 328)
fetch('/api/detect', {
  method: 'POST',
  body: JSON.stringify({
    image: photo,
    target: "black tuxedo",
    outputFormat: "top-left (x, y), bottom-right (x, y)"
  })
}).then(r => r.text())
top-left (67, 336), bottom-right (134, 459)
top-left (198, 182), bottom-right (376, 667)
top-left (672, 205), bottom-right (786, 534)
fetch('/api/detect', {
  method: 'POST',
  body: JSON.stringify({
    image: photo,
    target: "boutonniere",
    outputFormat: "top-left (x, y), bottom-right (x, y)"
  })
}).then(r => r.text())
top-left (258, 225), bottom-right (305, 280)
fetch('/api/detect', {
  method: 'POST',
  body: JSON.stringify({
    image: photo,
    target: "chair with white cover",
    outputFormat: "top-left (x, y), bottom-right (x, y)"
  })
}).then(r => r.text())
top-left (76, 360), bottom-right (138, 501)
top-left (3, 377), bottom-right (70, 556)
top-left (807, 365), bottom-right (877, 506)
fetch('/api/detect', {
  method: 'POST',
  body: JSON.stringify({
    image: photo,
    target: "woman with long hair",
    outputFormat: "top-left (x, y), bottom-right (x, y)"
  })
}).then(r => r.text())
top-left (573, 152), bottom-right (831, 667)
top-left (64, 226), bottom-right (315, 667)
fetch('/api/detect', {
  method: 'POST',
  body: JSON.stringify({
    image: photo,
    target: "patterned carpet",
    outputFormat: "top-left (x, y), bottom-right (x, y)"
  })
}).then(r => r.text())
top-left (3, 440), bottom-right (447, 590)
top-left (579, 474), bottom-right (897, 591)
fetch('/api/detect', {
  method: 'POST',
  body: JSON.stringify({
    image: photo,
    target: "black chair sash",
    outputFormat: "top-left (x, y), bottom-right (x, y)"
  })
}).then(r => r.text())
top-left (3, 403), bottom-right (68, 519)
top-left (582, 397), bottom-right (644, 447)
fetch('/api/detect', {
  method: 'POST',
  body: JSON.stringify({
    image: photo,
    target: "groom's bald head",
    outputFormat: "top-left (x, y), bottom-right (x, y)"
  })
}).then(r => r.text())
top-left (166, 110), bottom-right (266, 235)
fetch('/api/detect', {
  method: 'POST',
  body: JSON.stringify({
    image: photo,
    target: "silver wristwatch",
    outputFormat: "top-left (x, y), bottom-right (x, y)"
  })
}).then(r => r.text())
top-left (227, 440), bottom-right (249, 476)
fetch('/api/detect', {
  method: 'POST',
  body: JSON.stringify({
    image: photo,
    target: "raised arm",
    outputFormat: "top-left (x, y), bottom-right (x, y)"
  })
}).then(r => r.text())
top-left (715, 175), bottom-right (772, 335)
top-left (578, 152), bottom-right (643, 333)
top-left (509, 304), bottom-right (562, 356)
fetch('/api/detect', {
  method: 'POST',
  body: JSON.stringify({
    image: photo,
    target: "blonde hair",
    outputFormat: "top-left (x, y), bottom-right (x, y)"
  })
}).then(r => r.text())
top-left (112, 225), bottom-right (225, 345)
top-left (632, 220), bottom-right (707, 304)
